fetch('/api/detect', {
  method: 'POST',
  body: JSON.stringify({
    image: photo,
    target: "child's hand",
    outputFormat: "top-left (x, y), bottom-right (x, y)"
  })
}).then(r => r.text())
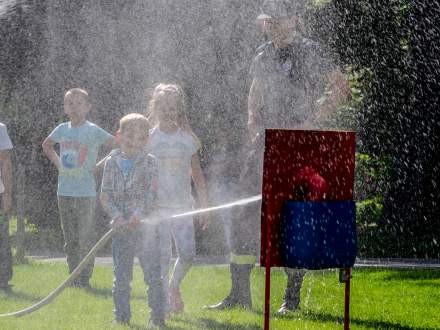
top-left (56, 162), bottom-right (64, 174)
top-left (93, 164), bottom-right (99, 177)
top-left (198, 214), bottom-right (210, 231)
top-left (128, 215), bottom-right (141, 229)
top-left (111, 216), bottom-right (126, 230)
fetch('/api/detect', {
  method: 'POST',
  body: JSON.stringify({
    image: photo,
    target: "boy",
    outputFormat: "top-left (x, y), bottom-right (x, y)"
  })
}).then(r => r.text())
top-left (0, 122), bottom-right (13, 292)
top-left (100, 113), bottom-right (165, 327)
top-left (42, 88), bottom-right (113, 288)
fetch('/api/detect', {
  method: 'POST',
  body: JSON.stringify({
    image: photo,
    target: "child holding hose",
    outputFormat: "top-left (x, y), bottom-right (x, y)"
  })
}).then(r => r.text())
top-left (100, 113), bottom-right (165, 327)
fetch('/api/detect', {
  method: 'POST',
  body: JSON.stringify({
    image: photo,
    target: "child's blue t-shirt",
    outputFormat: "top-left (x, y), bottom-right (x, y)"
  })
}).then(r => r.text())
top-left (48, 121), bottom-right (112, 197)
top-left (121, 158), bottom-right (134, 178)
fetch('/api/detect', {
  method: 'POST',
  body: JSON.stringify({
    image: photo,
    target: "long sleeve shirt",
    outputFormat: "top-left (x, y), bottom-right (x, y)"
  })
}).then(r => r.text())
top-left (100, 149), bottom-right (159, 223)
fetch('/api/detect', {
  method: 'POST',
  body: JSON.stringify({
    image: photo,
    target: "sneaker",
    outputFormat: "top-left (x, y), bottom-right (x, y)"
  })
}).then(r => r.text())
top-left (71, 281), bottom-right (91, 289)
top-left (147, 318), bottom-right (165, 329)
top-left (111, 319), bottom-right (129, 326)
top-left (0, 283), bottom-right (13, 294)
top-left (79, 282), bottom-right (92, 290)
top-left (277, 300), bottom-right (300, 315)
top-left (203, 294), bottom-right (240, 310)
top-left (169, 286), bottom-right (184, 314)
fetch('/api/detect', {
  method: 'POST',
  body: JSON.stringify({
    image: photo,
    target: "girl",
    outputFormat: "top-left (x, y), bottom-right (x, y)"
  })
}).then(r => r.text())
top-left (146, 83), bottom-right (209, 314)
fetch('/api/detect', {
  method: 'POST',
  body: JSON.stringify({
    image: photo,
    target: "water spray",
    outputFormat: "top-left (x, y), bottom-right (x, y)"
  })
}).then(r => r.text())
top-left (0, 194), bottom-right (261, 318)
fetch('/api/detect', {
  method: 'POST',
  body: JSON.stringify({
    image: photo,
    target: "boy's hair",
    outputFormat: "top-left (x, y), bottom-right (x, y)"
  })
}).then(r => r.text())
top-left (147, 83), bottom-right (201, 147)
top-left (119, 113), bottom-right (150, 137)
top-left (65, 88), bottom-right (89, 102)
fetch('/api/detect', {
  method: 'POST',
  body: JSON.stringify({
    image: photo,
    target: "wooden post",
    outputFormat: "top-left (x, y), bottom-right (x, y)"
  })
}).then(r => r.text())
top-left (264, 216), bottom-right (271, 330)
top-left (264, 263), bottom-right (271, 330)
top-left (344, 267), bottom-right (352, 330)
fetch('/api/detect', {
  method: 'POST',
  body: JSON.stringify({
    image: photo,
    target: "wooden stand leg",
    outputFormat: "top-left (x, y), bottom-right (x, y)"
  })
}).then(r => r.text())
top-left (264, 263), bottom-right (271, 330)
top-left (344, 267), bottom-right (352, 330)
top-left (263, 210), bottom-right (272, 330)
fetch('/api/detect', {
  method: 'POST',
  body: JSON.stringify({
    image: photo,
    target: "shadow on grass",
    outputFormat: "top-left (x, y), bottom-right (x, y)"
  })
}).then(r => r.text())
top-left (290, 310), bottom-right (438, 330)
top-left (85, 286), bottom-right (149, 302)
top-left (179, 317), bottom-right (260, 330)
top-left (127, 323), bottom-right (186, 330)
top-left (83, 286), bottom-right (112, 298)
top-left (383, 270), bottom-right (440, 281)
top-left (126, 316), bottom-right (198, 330)
top-left (0, 289), bottom-right (43, 303)
top-left (414, 282), bottom-right (440, 289)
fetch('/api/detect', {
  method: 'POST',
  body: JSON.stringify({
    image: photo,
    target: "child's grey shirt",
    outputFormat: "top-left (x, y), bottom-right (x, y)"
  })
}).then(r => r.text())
top-left (101, 149), bottom-right (159, 222)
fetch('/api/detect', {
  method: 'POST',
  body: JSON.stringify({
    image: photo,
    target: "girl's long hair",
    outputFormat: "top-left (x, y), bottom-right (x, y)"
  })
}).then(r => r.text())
top-left (147, 83), bottom-right (200, 146)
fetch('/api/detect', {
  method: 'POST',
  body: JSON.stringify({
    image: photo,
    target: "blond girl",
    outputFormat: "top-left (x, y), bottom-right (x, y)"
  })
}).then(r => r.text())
top-left (147, 83), bottom-right (209, 314)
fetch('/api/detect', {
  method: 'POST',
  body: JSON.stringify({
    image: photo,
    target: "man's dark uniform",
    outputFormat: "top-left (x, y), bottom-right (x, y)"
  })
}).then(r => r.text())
top-left (210, 30), bottom-right (334, 310)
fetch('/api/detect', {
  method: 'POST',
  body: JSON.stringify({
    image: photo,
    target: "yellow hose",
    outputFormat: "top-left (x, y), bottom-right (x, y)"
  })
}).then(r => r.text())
top-left (0, 195), bottom-right (261, 317)
top-left (0, 228), bottom-right (114, 317)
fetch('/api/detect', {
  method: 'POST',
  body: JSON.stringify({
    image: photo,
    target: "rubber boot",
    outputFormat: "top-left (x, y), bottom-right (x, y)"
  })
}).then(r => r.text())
top-left (277, 268), bottom-right (305, 314)
top-left (237, 264), bottom-right (253, 309)
top-left (205, 263), bottom-right (253, 310)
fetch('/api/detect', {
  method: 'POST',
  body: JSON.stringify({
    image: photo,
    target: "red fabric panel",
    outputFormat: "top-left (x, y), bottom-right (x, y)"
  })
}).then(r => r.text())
top-left (260, 129), bottom-right (356, 267)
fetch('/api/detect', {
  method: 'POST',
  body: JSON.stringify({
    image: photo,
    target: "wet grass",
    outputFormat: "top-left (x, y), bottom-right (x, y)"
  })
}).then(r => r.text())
top-left (0, 262), bottom-right (439, 329)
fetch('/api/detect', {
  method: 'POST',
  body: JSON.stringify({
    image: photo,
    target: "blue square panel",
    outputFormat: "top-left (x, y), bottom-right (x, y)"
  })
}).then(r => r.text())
top-left (281, 201), bottom-right (357, 269)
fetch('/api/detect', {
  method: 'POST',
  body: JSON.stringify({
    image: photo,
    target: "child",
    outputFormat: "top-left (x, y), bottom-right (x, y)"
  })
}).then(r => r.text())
top-left (100, 113), bottom-right (165, 327)
top-left (0, 122), bottom-right (13, 293)
top-left (147, 83), bottom-right (209, 314)
top-left (42, 88), bottom-right (113, 288)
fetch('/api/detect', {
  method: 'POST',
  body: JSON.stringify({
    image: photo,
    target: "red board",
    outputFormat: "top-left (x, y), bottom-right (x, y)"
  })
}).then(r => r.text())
top-left (260, 129), bottom-right (356, 267)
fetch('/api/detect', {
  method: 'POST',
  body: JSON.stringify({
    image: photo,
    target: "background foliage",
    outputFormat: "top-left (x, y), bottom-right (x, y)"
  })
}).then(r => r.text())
top-left (1, 0), bottom-right (439, 257)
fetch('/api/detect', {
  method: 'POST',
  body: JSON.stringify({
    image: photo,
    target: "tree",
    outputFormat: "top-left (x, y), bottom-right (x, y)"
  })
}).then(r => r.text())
top-left (327, 0), bottom-right (440, 257)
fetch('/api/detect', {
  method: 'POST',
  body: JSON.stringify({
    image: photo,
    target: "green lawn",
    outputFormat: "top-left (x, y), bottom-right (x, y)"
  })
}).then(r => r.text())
top-left (0, 262), bottom-right (439, 329)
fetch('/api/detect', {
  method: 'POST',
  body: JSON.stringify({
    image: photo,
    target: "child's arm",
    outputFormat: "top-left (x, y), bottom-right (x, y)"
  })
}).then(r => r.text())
top-left (191, 154), bottom-right (210, 230)
top-left (103, 136), bottom-right (115, 149)
top-left (95, 153), bottom-right (111, 176)
top-left (303, 69), bottom-right (351, 128)
top-left (94, 135), bottom-right (116, 176)
top-left (100, 159), bottom-right (125, 229)
top-left (129, 156), bottom-right (159, 227)
top-left (0, 149), bottom-right (12, 212)
top-left (92, 124), bottom-right (116, 176)
top-left (42, 136), bottom-right (61, 171)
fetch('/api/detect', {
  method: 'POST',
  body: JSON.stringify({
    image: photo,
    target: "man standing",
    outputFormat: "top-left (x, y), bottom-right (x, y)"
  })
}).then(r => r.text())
top-left (0, 122), bottom-right (13, 292)
top-left (207, 0), bottom-right (350, 313)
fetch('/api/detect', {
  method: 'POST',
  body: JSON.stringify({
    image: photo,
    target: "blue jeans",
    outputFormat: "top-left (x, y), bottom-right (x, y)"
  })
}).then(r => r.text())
top-left (112, 225), bottom-right (165, 323)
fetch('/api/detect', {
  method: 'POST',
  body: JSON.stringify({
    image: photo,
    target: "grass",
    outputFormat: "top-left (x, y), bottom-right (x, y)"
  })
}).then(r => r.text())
top-left (0, 262), bottom-right (439, 330)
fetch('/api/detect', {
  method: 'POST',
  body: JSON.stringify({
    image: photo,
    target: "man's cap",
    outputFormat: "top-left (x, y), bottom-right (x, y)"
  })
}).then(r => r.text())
top-left (257, 0), bottom-right (306, 20)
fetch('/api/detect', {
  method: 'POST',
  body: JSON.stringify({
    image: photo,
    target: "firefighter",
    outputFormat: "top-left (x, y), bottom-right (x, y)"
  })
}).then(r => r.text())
top-left (207, 0), bottom-right (350, 312)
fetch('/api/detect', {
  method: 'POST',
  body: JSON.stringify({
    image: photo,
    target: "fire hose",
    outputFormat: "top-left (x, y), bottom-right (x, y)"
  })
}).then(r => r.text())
top-left (0, 195), bottom-right (261, 318)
